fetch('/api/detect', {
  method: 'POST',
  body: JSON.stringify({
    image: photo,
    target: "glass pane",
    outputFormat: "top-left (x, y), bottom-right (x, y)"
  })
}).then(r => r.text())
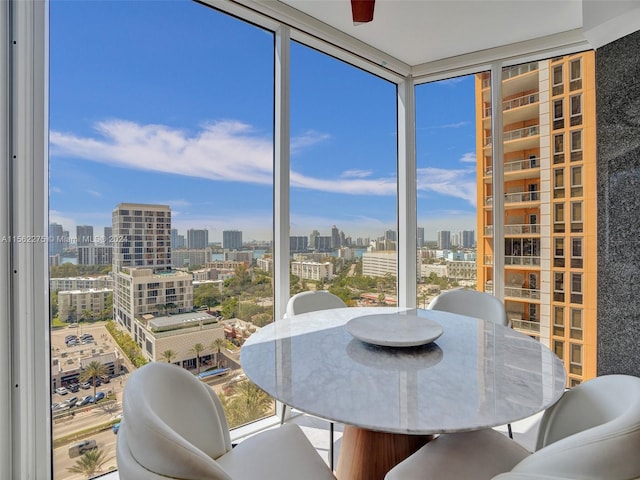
top-left (290, 42), bottom-right (397, 307)
top-left (415, 73), bottom-right (483, 307)
top-left (51, 3), bottom-right (275, 476)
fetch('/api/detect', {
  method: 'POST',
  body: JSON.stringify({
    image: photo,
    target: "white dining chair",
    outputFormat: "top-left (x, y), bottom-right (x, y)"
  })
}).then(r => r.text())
top-left (385, 374), bottom-right (640, 480)
top-left (116, 362), bottom-right (336, 480)
top-left (428, 288), bottom-right (513, 438)
top-left (282, 290), bottom-right (347, 470)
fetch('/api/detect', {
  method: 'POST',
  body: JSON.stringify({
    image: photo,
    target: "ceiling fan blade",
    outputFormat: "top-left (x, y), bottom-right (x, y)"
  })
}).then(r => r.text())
top-left (351, 0), bottom-right (375, 24)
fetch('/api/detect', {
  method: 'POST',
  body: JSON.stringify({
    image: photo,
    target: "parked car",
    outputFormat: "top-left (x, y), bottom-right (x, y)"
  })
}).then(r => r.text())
top-left (99, 374), bottom-right (111, 384)
top-left (75, 395), bottom-right (92, 407)
top-left (54, 387), bottom-right (68, 395)
top-left (67, 383), bottom-right (79, 393)
top-left (66, 396), bottom-right (78, 407)
top-left (65, 339), bottom-right (78, 347)
top-left (95, 391), bottom-right (105, 401)
top-left (80, 382), bottom-right (91, 390)
top-left (87, 395), bottom-right (95, 404)
top-left (68, 439), bottom-right (97, 458)
top-left (64, 335), bottom-right (77, 342)
top-left (112, 422), bottom-right (120, 434)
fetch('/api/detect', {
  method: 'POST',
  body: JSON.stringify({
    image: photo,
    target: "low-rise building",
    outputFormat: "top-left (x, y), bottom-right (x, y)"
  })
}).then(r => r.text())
top-left (50, 275), bottom-right (112, 292)
top-left (362, 251), bottom-right (397, 278)
top-left (291, 260), bottom-right (334, 281)
top-left (132, 311), bottom-right (227, 369)
top-left (58, 288), bottom-right (113, 322)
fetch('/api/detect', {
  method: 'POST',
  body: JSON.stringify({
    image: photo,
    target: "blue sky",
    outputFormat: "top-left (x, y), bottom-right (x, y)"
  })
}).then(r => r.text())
top-left (49, 0), bottom-right (478, 243)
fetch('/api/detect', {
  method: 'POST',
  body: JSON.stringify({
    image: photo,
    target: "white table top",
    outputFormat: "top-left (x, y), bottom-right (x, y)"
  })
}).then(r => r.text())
top-left (241, 307), bottom-right (567, 435)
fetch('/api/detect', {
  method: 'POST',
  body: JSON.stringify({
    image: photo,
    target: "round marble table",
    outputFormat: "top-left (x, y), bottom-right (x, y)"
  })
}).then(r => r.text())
top-left (241, 307), bottom-right (566, 479)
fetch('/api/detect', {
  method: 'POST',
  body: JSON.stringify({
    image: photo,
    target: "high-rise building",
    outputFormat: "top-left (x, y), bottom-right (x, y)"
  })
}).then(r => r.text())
top-left (461, 230), bottom-right (475, 249)
top-left (475, 52), bottom-right (596, 385)
top-left (331, 225), bottom-right (340, 248)
top-left (48, 222), bottom-right (64, 256)
top-left (112, 203), bottom-right (193, 334)
top-left (384, 229), bottom-right (397, 242)
top-left (103, 226), bottom-right (113, 246)
top-left (290, 236), bottom-right (308, 252)
top-left (187, 229), bottom-right (209, 249)
top-left (171, 229), bottom-right (179, 250)
top-left (222, 230), bottom-right (242, 250)
top-left (112, 204), bottom-right (172, 270)
top-left (309, 230), bottom-right (320, 250)
top-left (76, 225), bottom-right (94, 247)
top-left (437, 230), bottom-right (451, 250)
top-left (417, 227), bottom-right (425, 248)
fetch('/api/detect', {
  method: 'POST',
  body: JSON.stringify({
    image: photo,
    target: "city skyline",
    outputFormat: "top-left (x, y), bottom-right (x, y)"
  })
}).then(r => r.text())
top-left (49, 0), bottom-right (477, 244)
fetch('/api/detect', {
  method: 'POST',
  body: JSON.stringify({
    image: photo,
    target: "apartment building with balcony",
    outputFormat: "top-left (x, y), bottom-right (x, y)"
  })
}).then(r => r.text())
top-left (476, 52), bottom-right (597, 385)
top-left (58, 288), bottom-right (112, 322)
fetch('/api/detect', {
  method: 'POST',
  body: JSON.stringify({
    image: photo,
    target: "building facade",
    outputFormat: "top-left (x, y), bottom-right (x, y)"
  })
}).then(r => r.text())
top-left (222, 230), bottom-right (242, 250)
top-left (187, 229), bottom-right (209, 249)
top-left (76, 225), bottom-right (94, 247)
top-left (362, 251), bottom-right (397, 278)
top-left (58, 288), bottom-right (112, 322)
top-left (77, 245), bottom-right (113, 265)
top-left (290, 260), bottom-right (334, 281)
top-left (476, 52), bottom-right (597, 385)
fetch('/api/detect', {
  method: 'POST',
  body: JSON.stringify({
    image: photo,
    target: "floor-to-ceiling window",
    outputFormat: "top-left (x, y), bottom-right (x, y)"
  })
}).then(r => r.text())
top-left (415, 74), bottom-right (489, 307)
top-left (49, 2), bottom-right (274, 477)
top-left (289, 42), bottom-right (398, 308)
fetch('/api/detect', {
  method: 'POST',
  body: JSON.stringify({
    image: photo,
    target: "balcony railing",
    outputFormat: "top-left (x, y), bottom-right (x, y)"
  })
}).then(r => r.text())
top-left (504, 191), bottom-right (539, 203)
top-left (505, 255), bottom-right (541, 266)
top-left (504, 125), bottom-right (539, 142)
top-left (511, 319), bottom-right (541, 332)
top-left (504, 286), bottom-right (541, 299)
top-left (484, 283), bottom-right (493, 294)
top-left (504, 92), bottom-right (539, 111)
top-left (504, 224), bottom-right (540, 234)
top-left (486, 92), bottom-right (541, 117)
top-left (502, 62), bottom-right (538, 80)
top-left (483, 255), bottom-right (493, 265)
top-left (484, 125), bottom-right (539, 146)
top-left (484, 225), bottom-right (493, 235)
top-left (485, 157), bottom-right (539, 176)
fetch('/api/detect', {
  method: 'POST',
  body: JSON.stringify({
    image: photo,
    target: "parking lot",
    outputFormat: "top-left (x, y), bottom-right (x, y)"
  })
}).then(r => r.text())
top-left (51, 322), bottom-right (130, 480)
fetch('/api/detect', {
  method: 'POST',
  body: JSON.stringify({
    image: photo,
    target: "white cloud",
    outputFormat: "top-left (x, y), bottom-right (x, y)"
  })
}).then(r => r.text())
top-left (441, 121), bottom-right (469, 129)
top-left (340, 169), bottom-right (373, 179)
top-left (459, 152), bottom-right (476, 163)
top-left (86, 189), bottom-right (102, 197)
top-left (439, 77), bottom-right (466, 85)
top-left (416, 167), bottom-right (476, 206)
top-left (51, 186), bottom-right (63, 194)
top-left (290, 130), bottom-right (331, 153)
top-left (50, 119), bottom-right (475, 203)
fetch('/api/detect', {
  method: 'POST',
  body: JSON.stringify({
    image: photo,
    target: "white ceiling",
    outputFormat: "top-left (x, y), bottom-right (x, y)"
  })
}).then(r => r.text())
top-left (263, 0), bottom-right (640, 70)
top-left (279, 0), bottom-right (583, 66)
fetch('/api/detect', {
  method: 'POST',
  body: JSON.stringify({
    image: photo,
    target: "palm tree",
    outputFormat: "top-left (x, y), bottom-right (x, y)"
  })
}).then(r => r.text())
top-left (230, 380), bottom-right (273, 426)
top-left (210, 337), bottom-right (226, 368)
top-left (189, 343), bottom-right (206, 374)
top-left (79, 360), bottom-right (108, 399)
top-left (67, 447), bottom-right (112, 478)
top-left (161, 349), bottom-right (177, 364)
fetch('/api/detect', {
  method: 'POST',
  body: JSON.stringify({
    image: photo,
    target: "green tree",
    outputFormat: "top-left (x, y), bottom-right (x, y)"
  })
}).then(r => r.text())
top-left (161, 349), bottom-right (177, 363)
top-left (221, 297), bottom-right (238, 319)
top-left (210, 338), bottom-right (226, 368)
top-left (79, 360), bottom-right (108, 399)
top-left (189, 343), bottom-right (206, 374)
top-left (67, 447), bottom-right (112, 478)
top-left (224, 380), bottom-right (273, 428)
top-left (50, 290), bottom-right (58, 319)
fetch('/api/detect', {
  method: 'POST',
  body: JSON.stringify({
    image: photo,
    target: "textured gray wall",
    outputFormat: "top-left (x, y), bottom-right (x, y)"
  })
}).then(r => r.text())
top-left (596, 29), bottom-right (640, 376)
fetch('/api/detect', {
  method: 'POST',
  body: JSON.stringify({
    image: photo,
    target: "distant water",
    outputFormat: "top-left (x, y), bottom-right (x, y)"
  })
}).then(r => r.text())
top-left (210, 249), bottom-right (267, 262)
top-left (61, 257), bottom-right (77, 264)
